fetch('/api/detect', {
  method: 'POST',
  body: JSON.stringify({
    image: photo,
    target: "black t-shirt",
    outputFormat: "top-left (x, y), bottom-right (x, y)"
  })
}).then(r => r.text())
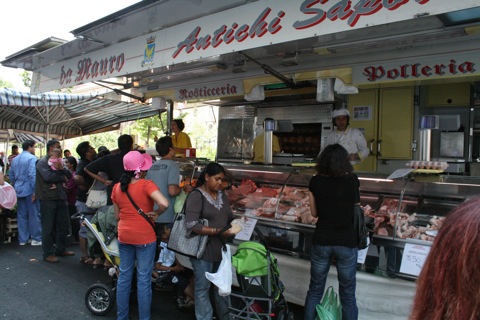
top-left (309, 173), bottom-right (359, 248)
top-left (85, 152), bottom-right (127, 205)
top-left (76, 158), bottom-right (93, 203)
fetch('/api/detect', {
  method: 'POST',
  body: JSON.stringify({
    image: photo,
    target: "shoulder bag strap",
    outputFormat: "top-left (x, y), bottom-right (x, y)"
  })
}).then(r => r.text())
top-left (183, 188), bottom-right (204, 217)
top-left (352, 174), bottom-right (360, 204)
top-left (125, 189), bottom-right (156, 232)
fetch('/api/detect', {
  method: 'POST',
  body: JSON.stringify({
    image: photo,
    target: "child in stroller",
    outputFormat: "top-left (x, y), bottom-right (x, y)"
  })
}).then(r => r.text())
top-left (153, 223), bottom-right (195, 309)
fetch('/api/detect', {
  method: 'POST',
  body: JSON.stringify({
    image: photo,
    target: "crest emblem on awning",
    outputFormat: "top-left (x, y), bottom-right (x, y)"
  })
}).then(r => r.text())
top-left (142, 36), bottom-right (156, 67)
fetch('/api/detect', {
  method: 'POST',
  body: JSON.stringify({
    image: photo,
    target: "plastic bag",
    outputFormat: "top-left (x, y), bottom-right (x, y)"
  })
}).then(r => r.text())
top-left (229, 218), bottom-right (245, 234)
top-left (86, 189), bottom-right (108, 209)
top-left (174, 190), bottom-right (187, 214)
top-left (205, 244), bottom-right (232, 296)
top-left (0, 181), bottom-right (17, 209)
top-left (315, 286), bottom-right (342, 320)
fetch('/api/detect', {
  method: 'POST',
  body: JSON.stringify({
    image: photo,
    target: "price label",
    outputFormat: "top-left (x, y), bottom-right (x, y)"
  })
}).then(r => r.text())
top-left (400, 243), bottom-right (431, 276)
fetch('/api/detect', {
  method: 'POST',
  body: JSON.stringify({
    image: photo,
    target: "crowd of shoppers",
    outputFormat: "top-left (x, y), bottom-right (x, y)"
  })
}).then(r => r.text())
top-left (4, 125), bottom-right (480, 320)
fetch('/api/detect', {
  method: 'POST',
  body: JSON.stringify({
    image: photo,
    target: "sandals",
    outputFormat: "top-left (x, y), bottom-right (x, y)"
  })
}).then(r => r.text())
top-left (92, 258), bottom-right (104, 269)
top-left (80, 256), bottom-right (94, 265)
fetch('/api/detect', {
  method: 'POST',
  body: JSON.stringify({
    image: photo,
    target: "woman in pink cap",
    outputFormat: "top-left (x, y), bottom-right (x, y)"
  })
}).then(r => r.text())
top-left (112, 151), bottom-right (169, 320)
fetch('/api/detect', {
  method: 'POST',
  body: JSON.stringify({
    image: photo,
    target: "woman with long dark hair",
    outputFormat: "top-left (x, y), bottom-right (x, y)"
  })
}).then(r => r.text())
top-left (112, 151), bottom-right (169, 320)
top-left (410, 196), bottom-right (480, 320)
top-left (304, 144), bottom-right (359, 320)
top-left (185, 162), bottom-right (234, 320)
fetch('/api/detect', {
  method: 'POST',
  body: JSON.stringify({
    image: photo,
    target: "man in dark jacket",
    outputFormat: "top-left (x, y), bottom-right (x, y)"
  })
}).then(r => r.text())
top-left (36, 139), bottom-right (74, 263)
top-left (84, 134), bottom-right (134, 205)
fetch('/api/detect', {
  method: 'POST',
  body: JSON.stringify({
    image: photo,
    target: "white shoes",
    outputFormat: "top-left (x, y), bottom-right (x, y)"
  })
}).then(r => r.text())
top-left (31, 240), bottom-right (42, 246)
top-left (19, 239), bottom-right (32, 246)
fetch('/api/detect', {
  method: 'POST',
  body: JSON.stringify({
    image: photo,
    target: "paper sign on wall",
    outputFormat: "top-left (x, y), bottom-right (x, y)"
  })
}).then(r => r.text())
top-left (352, 106), bottom-right (372, 121)
top-left (235, 218), bottom-right (258, 241)
top-left (400, 243), bottom-right (431, 276)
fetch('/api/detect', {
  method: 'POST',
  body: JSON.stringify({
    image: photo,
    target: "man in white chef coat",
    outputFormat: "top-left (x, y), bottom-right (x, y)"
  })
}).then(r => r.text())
top-left (320, 108), bottom-right (369, 165)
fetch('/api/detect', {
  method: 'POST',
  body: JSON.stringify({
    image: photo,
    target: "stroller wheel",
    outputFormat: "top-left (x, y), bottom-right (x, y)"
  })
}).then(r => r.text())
top-left (85, 283), bottom-right (116, 316)
top-left (276, 310), bottom-right (295, 320)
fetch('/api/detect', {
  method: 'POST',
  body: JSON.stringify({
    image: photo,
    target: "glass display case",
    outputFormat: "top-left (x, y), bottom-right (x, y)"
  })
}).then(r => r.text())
top-left (220, 163), bottom-right (480, 279)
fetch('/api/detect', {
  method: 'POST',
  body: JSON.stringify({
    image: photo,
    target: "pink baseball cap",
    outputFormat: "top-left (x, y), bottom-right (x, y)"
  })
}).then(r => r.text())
top-left (123, 151), bottom-right (153, 173)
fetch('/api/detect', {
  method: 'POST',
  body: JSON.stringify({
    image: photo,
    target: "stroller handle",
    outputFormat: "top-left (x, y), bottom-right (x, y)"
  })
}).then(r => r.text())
top-left (71, 211), bottom-right (96, 220)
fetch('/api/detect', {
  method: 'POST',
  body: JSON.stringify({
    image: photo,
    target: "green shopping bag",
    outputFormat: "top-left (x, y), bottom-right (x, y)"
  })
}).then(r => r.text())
top-left (315, 286), bottom-right (342, 320)
top-left (173, 190), bottom-right (187, 214)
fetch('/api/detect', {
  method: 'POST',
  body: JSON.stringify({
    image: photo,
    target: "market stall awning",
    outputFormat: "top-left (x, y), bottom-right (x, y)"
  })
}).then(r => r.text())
top-left (0, 88), bottom-right (160, 137)
top-left (0, 129), bottom-right (47, 144)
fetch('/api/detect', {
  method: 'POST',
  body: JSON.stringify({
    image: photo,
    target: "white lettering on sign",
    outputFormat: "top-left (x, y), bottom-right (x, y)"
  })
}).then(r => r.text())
top-left (363, 59), bottom-right (476, 82)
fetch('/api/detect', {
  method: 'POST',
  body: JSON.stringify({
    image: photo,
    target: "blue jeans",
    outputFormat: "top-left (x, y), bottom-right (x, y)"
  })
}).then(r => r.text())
top-left (304, 245), bottom-right (358, 320)
top-left (75, 200), bottom-right (95, 239)
top-left (16, 196), bottom-right (41, 243)
top-left (190, 258), bottom-right (230, 320)
top-left (117, 241), bottom-right (156, 320)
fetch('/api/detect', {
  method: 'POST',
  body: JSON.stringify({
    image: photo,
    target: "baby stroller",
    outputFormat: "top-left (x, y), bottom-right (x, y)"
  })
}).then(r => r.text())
top-left (230, 240), bottom-right (294, 320)
top-left (73, 211), bottom-right (120, 316)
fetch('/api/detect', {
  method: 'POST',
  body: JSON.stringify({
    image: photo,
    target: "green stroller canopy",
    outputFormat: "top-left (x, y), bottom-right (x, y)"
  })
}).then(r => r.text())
top-left (232, 241), bottom-right (279, 277)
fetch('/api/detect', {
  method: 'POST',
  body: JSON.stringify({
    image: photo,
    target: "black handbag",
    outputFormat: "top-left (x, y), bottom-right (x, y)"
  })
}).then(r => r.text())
top-left (352, 176), bottom-right (369, 250)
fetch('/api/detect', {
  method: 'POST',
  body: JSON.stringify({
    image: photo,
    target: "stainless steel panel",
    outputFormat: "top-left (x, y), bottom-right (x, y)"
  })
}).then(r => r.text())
top-left (257, 105), bottom-right (333, 124)
top-left (217, 106), bottom-right (255, 160)
top-left (440, 132), bottom-right (464, 157)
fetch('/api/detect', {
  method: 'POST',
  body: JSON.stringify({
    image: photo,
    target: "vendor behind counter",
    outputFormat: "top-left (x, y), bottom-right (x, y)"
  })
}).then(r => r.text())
top-left (253, 131), bottom-right (281, 164)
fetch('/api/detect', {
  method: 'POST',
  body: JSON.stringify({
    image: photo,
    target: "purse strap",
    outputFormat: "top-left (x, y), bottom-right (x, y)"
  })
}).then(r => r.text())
top-left (351, 174), bottom-right (360, 204)
top-left (125, 189), bottom-right (156, 232)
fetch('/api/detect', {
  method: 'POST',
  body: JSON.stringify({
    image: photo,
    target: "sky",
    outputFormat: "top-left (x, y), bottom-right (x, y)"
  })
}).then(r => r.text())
top-left (0, 0), bottom-right (140, 91)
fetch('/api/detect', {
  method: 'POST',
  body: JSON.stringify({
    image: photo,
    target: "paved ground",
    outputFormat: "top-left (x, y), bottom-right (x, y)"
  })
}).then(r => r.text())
top-left (0, 238), bottom-right (304, 319)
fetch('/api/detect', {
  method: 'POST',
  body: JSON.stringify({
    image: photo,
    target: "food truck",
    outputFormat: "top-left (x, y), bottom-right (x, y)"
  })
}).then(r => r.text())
top-left (3, 1), bottom-right (480, 319)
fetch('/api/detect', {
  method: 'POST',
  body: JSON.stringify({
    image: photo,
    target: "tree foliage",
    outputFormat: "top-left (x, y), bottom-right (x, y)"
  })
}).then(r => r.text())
top-left (65, 131), bottom-right (120, 157)
top-left (131, 113), bottom-right (167, 148)
top-left (0, 78), bottom-right (13, 88)
top-left (20, 70), bottom-right (31, 88)
top-left (63, 107), bottom-right (217, 161)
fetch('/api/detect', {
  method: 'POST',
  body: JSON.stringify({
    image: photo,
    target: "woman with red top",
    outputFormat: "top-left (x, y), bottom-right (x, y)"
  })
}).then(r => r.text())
top-left (112, 151), bottom-right (169, 320)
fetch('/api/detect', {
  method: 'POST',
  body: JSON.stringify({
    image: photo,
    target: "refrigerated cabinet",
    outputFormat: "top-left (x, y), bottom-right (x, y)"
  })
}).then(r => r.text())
top-left (219, 163), bottom-right (480, 319)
